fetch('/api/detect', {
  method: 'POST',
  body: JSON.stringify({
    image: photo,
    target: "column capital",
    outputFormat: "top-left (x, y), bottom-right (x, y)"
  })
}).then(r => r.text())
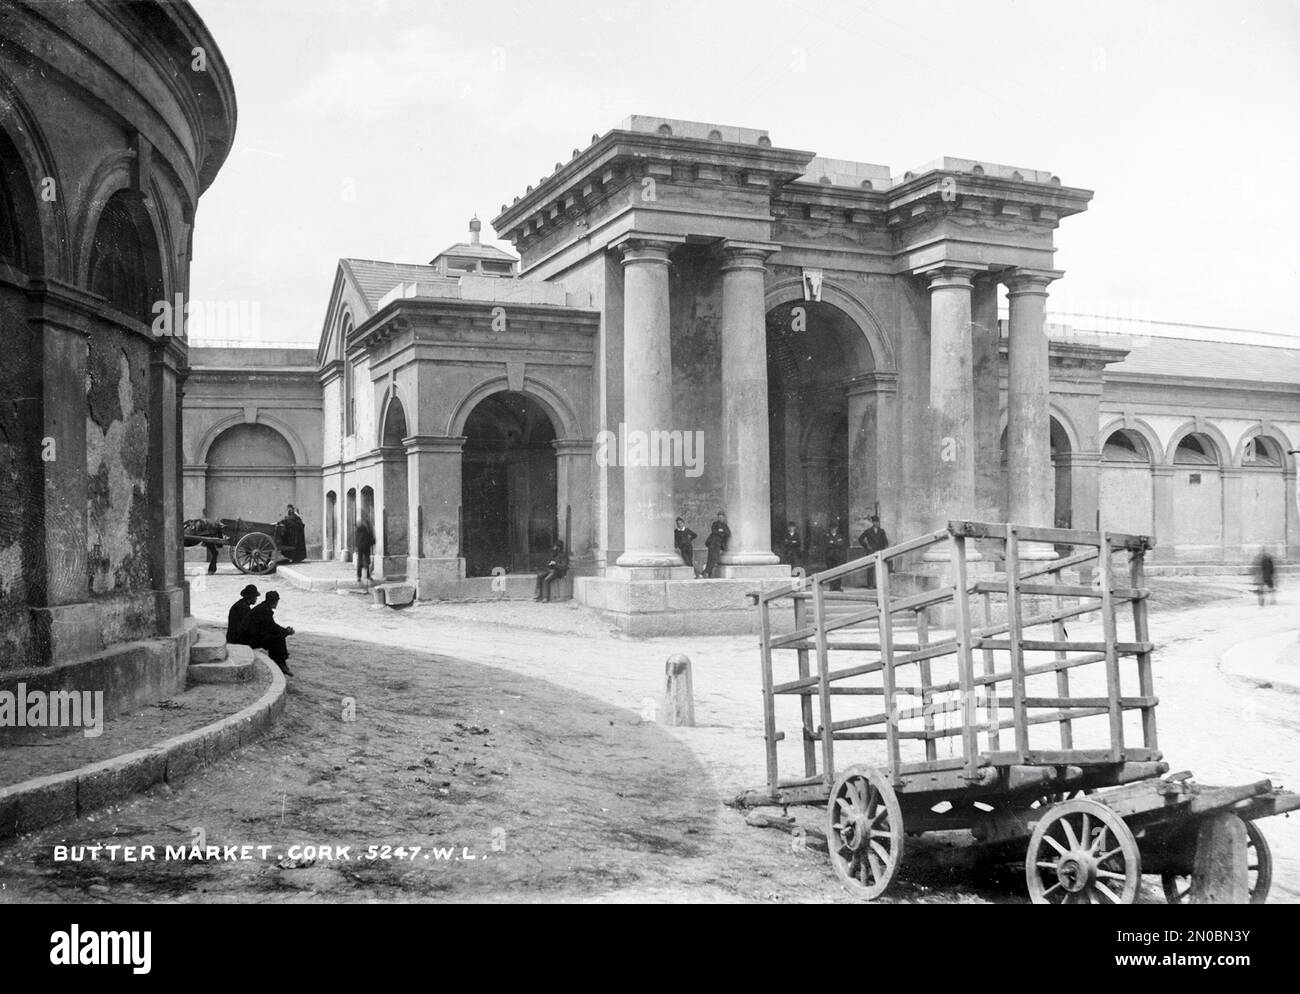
top-left (402, 434), bottom-right (467, 455)
top-left (718, 240), bottom-right (780, 272)
top-left (917, 264), bottom-right (982, 290)
top-left (1003, 268), bottom-right (1063, 295)
top-left (610, 233), bottom-right (684, 266)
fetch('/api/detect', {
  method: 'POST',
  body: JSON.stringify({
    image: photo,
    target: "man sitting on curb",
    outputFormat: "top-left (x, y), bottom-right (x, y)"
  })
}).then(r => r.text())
top-left (246, 590), bottom-right (296, 676)
top-left (226, 584), bottom-right (259, 645)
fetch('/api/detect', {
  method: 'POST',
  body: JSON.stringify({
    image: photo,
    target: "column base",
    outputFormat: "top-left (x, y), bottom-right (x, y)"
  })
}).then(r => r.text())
top-left (922, 546), bottom-right (984, 563)
top-left (154, 587), bottom-right (187, 637)
top-left (408, 556), bottom-right (465, 592)
top-left (1016, 541), bottom-right (1058, 561)
top-left (616, 550), bottom-right (692, 570)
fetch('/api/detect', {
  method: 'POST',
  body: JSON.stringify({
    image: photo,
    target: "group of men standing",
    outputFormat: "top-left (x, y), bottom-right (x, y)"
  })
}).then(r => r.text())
top-left (226, 584), bottom-right (297, 676)
top-left (671, 511), bottom-right (890, 586)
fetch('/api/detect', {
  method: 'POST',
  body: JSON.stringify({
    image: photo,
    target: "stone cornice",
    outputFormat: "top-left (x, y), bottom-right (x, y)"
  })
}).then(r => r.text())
top-left (492, 129), bottom-right (815, 242)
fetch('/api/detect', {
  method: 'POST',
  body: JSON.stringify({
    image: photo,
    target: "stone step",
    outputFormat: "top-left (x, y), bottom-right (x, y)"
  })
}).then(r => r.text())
top-left (188, 643), bottom-right (257, 684)
top-left (421, 574), bottom-right (573, 602)
top-left (190, 629), bottom-right (228, 665)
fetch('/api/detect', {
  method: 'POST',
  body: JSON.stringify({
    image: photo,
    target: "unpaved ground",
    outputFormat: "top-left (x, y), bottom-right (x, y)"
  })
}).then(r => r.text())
top-left (0, 569), bottom-right (1296, 903)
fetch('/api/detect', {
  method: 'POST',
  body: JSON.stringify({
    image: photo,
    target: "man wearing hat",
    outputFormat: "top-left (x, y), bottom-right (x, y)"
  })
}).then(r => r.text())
top-left (857, 514), bottom-right (890, 588)
top-left (226, 584), bottom-right (259, 645)
top-left (246, 590), bottom-right (296, 676)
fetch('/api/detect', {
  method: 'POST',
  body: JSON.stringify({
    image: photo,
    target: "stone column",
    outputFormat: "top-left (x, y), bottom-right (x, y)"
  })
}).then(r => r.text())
top-left (1151, 466), bottom-right (1175, 562)
top-left (614, 237), bottom-right (691, 574)
top-left (924, 267), bottom-right (980, 560)
top-left (1285, 464), bottom-right (1300, 562)
top-left (717, 242), bottom-right (782, 576)
top-left (149, 342), bottom-right (186, 635)
top-left (1066, 451), bottom-right (1102, 533)
top-left (405, 435), bottom-right (466, 592)
top-left (1005, 270), bottom-right (1058, 558)
top-left (845, 372), bottom-right (899, 537)
top-left (554, 438), bottom-right (594, 573)
top-left (970, 278), bottom-right (1002, 521)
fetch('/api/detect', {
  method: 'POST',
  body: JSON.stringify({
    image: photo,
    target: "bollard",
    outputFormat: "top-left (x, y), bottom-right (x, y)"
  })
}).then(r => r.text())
top-left (663, 653), bottom-right (695, 727)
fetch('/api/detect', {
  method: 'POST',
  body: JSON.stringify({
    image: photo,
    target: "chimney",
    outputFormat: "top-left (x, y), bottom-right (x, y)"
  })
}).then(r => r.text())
top-left (469, 214), bottom-right (481, 246)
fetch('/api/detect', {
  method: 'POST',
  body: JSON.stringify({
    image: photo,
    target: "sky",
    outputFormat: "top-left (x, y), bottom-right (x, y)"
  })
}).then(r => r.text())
top-left (187, 0), bottom-right (1300, 346)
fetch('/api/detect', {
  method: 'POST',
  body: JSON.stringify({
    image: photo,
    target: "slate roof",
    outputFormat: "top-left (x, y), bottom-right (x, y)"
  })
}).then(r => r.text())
top-left (340, 259), bottom-right (450, 314)
top-left (434, 241), bottom-right (516, 262)
top-left (1106, 336), bottom-right (1300, 385)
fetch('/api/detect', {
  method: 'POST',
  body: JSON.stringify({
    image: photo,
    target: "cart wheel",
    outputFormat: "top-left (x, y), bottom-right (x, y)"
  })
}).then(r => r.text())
top-left (1026, 798), bottom-right (1140, 904)
top-left (233, 531), bottom-right (277, 574)
top-left (1161, 819), bottom-right (1272, 905)
top-left (826, 765), bottom-right (903, 901)
top-left (1027, 787), bottom-right (1093, 812)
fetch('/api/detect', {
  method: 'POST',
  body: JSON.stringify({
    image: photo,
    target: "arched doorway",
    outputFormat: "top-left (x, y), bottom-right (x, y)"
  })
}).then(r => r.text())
top-left (766, 300), bottom-right (873, 569)
top-left (1050, 417), bottom-right (1072, 530)
top-left (325, 490), bottom-right (337, 559)
top-left (461, 391), bottom-right (557, 577)
top-left (205, 422), bottom-right (296, 524)
top-left (88, 190), bottom-right (163, 325)
top-left (381, 396), bottom-right (410, 572)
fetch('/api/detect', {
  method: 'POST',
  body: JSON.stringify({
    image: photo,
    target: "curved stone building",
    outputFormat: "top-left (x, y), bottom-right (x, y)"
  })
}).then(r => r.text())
top-left (0, 2), bottom-right (235, 691)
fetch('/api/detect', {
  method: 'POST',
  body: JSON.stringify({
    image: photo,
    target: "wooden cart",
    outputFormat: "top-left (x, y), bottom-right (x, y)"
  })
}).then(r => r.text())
top-left (183, 517), bottom-right (298, 575)
top-left (738, 520), bottom-right (1299, 904)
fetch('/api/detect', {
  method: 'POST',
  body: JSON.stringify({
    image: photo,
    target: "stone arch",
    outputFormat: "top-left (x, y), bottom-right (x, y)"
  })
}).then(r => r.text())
top-left (1048, 405), bottom-right (1082, 455)
top-left (203, 420), bottom-right (298, 525)
top-left (75, 153), bottom-right (167, 299)
top-left (1098, 417), bottom-right (1163, 464)
top-left (764, 277), bottom-right (897, 372)
top-left (1234, 424), bottom-right (1296, 470)
top-left (1166, 422), bottom-right (1231, 466)
top-left (447, 375), bottom-right (580, 440)
top-left (0, 70), bottom-right (68, 279)
top-left (196, 411), bottom-right (309, 467)
top-left (83, 186), bottom-right (166, 324)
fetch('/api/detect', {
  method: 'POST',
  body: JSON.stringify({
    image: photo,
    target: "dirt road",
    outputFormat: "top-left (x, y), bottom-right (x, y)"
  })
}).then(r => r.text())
top-left (0, 572), bottom-right (1295, 903)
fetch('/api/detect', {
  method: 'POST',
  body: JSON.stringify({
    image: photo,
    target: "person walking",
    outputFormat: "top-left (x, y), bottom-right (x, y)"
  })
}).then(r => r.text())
top-left (534, 540), bottom-right (569, 602)
top-left (246, 590), bottom-right (296, 676)
top-left (674, 517), bottom-right (698, 575)
top-left (225, 584), bottom-right (259, 645)
top-left (825, 521), bottom-right (848, 591)
top-left (858, 514), bottom-right (890, 589)
top-left (354, 514), bottom-right (375, 584)
top-left (1255, 548), bottom-right (1277, 606)
top-left (703, 511), bottom-right (730, 578)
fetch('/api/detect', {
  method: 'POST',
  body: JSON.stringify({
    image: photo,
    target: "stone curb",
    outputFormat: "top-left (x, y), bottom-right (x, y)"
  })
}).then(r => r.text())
top-left (1221, 630), bottom-right (1300, 694)
top-left (275, 564), bottom-right (368, 593)
top-left (0, 653), bottom-right (287, 840)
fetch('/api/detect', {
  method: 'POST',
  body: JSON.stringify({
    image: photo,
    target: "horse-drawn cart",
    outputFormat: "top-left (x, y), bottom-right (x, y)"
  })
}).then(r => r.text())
top-left (183, 517), bottom-right (305, 575)
top-left (737, 520), bottom-right (1298, 903)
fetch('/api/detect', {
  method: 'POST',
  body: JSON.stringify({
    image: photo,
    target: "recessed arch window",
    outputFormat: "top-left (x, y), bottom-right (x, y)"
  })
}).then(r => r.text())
top-left (1243, 435), bottom-right (1283, 467)
top-left (1102, 429), bottom-right (1152, 463)
top-left (1173, 432), bottom-right (1219, 466)
top-left (0, 157), bottom-right (26, 269)
top-left (341, 314), bottom-right (356, 436)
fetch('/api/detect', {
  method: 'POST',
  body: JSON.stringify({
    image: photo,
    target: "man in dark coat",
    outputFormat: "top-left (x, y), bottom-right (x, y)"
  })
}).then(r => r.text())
top-left (674, 517), bottom-right (698, 575)
top-left (246, 590), bottom-right (295, 676)
top-left (779, 521), bottom-right (803, 571)
top-left (226, 584), bottom-right (259, 645)
top-left (703, 511), bottom-right (730, 578)
top-left (277, 504), bottom-right (307, 563)
top-left (1255, 548), bottom-right (1277, 606)
top-left (858, 514), bottom-right (890, 589)
top-left (534, 540), bottom-right (569, 602)
top-left (825, 522), bottom-right (848, 591)
top-left (354, 514), bottom-right (375, 584)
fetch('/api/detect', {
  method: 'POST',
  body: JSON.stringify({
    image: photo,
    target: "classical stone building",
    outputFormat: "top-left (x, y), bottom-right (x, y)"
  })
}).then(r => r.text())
top-left (182, 115), bottom-right (1298, 633)
top-left (0, 3), bottom-right (235, 690)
